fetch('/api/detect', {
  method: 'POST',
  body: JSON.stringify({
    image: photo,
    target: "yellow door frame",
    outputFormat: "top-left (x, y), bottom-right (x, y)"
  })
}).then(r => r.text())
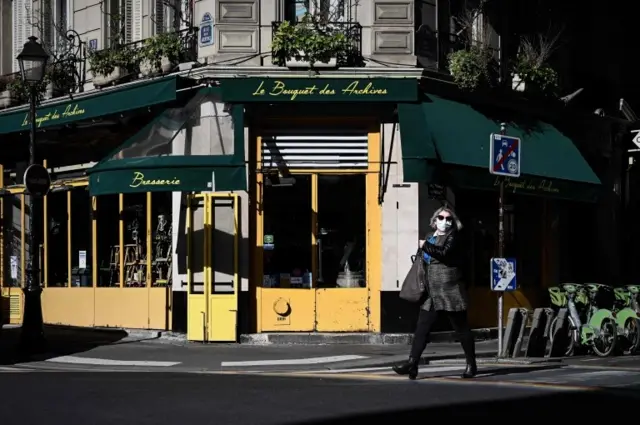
top-left (187, 192), bottom-right (239, 342)
top-left (254, 128), bottom-right (382, 333)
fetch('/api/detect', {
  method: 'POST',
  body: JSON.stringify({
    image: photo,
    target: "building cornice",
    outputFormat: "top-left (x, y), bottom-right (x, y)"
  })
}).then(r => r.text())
top-left (187, 65), bottom-right (423, 80)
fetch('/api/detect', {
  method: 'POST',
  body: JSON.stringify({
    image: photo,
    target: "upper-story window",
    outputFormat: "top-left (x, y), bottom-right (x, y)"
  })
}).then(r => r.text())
top-left (13, 0), bottom-right (73, 71)
top-left (284, 0), bottom-right (347, 22)
top-left (107, 0), bottom-right (142, 45)
top-left (153, 0), bottom-right (192, 35)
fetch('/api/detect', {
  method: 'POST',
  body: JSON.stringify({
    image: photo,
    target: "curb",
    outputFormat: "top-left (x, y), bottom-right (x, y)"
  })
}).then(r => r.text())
top-left (239, 328), bottom-right (499, 345)
top-left (8, 326), bottom-right (500, 346)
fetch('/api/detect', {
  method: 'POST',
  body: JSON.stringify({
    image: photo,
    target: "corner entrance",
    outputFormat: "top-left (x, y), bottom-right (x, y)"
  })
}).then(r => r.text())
top-left (187, 193), bottom-right (239, 342)
top-left (257, 171), bottom-right (374, 331)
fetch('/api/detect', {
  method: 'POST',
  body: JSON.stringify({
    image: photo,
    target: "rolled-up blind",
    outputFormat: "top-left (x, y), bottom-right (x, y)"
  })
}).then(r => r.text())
top-left (261, 133), bottom-right (368, 169)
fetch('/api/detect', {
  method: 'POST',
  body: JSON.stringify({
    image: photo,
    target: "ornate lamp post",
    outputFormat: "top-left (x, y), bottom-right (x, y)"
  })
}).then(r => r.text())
top-left (17, 36), bottom-right (49, 353)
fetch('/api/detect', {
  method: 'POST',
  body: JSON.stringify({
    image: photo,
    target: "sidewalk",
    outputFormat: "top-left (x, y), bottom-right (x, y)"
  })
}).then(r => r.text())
top-left (1, 325), bottom-right (559, 372)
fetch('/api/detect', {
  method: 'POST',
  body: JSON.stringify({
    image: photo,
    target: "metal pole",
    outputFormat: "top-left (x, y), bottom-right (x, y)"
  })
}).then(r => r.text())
top-left (20, 87), bottom-right (45, 353)
top-left (497, 123), bottom-right (506, 357)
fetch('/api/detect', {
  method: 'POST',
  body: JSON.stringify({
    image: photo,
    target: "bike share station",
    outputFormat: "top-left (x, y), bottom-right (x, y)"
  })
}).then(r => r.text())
top-left (490, 131), bottom-right (640, 358)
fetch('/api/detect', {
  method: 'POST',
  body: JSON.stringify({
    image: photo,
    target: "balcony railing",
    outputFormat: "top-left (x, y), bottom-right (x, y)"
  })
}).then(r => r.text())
top-left (271, 21), bottom-right (363, 68)
top-left (0, 27), bottom-right (198, 110)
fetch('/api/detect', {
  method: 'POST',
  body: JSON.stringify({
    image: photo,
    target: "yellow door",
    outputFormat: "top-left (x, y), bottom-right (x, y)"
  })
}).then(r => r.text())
top-left (187, 193), bottom-right (239, 342)
top-left (257, 173), bottom-right (371, 332)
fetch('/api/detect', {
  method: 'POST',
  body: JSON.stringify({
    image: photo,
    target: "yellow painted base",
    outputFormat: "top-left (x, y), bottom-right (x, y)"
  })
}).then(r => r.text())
top-left (42, 287), bottom-right (169, 329)
top-left (316, 288), bottom-right (369, 332)
top-left (258, 288), bottom-right (316, 331)
top-left (1, 287), bottom-right (23, 325)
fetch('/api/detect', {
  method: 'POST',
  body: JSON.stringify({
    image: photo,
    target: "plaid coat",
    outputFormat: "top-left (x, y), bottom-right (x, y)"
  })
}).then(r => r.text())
top-left (420, 230), bottom-right (468, 312)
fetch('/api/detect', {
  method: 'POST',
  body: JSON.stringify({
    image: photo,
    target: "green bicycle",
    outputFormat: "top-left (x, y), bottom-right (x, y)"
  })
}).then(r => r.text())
top-left (549, 283), bottom-right (618, 357)
top-left (613, 285), bottom-right (640, 354)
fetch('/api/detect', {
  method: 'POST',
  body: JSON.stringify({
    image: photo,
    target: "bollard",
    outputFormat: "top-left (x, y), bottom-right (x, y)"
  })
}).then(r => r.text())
top-left (511, 308), bottom-right (530, 357)
top-left (548, 308), bottom-right (570, 358)
top-left (525, 308), bottom-right (553, 357)
top-left (502, 308), bottom-right (528, 357)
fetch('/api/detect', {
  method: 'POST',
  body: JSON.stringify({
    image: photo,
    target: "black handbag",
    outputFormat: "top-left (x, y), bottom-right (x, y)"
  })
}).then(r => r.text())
top-left (399, 247), bottom-right (428, 303)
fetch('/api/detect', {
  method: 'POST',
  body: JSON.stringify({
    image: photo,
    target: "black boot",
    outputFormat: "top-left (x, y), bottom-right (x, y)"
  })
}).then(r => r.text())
top-left (392, 357), bottom-right (419, 380)
top-left (460, 334), bottom-right (477, 379)
top-left (462, 362), bottom-right (477, 379)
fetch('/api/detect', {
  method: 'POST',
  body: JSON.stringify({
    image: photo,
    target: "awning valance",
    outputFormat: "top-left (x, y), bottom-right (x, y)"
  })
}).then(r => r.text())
top-left (0, 76), bottom-right (187, 135)
top-left (398, 94), bottom-right (601, 201)
top-left (87, 87), bottom-right (246, 196)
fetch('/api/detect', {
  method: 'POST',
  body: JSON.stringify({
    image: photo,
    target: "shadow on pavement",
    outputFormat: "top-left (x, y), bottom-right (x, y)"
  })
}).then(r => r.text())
top-left (295, 388), bottom-right (640, 423)
top-left (0, 325), bottom-right (131, 365)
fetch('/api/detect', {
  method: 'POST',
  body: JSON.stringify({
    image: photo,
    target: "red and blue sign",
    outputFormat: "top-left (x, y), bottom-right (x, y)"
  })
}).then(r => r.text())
top-left (490, 133), bottom-right (521, 177)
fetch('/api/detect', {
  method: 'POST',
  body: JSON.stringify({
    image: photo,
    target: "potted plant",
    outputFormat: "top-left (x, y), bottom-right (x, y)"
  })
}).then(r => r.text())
top-left (448, 46), bottom-right (497, 91)
top-left (0, 76), bottom-right (11, 108)
top-left (512, 35), bottom-right (560, 98)
top-left (45, 61), bottom-right (77, 99)
top-left (139, 32), bottom-right (182, 77)
top-left (7, 75), bottom-right (47, 106)
top-left (272, 13), bottom-right (350, 68)
top-left (89, 46), bottom-right (138, 88)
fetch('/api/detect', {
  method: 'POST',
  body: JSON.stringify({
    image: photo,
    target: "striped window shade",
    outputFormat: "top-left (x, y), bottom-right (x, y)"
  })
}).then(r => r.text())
top-left (261, 133), bottom-right (369, 169)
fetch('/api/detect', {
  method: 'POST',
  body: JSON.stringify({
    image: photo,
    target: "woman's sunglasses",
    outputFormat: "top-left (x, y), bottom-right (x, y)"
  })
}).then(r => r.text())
top-left (437, 215), bottom-right (453, 223)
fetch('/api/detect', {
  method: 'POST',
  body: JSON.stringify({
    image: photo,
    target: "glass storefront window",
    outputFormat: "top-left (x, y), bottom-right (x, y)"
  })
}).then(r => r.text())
top-left (96, 195), bottom-right (120, 287)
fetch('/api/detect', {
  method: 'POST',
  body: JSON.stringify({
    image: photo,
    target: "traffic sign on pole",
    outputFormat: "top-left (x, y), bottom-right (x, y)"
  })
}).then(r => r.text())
top-left (490, 257), bottom-right (517, 291)
top-left (23, 164), bottom-right (51, 197)
top-left (490, 134), bottom-right (521, 177)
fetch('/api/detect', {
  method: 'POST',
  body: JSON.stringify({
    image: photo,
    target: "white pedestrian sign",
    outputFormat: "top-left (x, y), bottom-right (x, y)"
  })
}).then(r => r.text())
top-left (632, 130), bottom-right (640, 148)
top-left (490, 258), bottom-right (517, 291)
top-left (489, 134), bottom-right (521, 177)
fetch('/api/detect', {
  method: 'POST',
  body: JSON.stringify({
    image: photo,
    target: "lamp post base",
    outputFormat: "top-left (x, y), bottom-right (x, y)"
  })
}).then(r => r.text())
top-left (19, 286), bottom-right (46, 355)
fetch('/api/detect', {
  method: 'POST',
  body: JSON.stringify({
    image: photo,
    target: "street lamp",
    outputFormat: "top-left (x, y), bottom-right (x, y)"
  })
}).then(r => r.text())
top-left (17, 36), bottom-right (49, 354)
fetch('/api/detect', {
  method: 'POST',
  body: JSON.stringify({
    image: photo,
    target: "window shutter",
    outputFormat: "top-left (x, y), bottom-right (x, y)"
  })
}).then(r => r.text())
top-left (155, 0), bottom-right (166, 34)
top-left (132, 0), bottom-right (142, 41)
top-left (42, 0), bottom-right (54, 54)
top-left (12, 0), bottom-right (32, 72)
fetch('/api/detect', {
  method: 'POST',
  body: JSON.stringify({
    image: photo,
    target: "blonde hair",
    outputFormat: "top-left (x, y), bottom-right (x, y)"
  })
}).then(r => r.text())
top-left (429, 206), bottom-right (463, 231)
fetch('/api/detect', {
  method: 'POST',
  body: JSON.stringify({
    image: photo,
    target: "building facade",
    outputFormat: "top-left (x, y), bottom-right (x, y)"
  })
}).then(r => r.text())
top-left (0, 0), bottom-right (609, 340)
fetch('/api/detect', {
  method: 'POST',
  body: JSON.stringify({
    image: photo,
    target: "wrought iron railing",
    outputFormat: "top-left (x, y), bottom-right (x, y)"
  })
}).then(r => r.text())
top-left (271, 21), bottom-right (363, 67)
top-left (0, 30), bottom-right (87, 108)
top-left (0, 27), bottom-right (198, 109)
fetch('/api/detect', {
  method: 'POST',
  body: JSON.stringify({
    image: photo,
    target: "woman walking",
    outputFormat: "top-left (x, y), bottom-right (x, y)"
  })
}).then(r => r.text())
top-left (393, 206), bottom-right (477, 380)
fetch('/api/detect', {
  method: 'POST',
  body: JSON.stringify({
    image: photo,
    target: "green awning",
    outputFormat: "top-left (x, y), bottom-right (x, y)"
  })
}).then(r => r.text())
top-left (398, 103), bottom-right (437, 182)
top-left (0, 76), bottom-right (184, 135)
top-left (87, 87), bottom-right (247, 196)
top-left (399, 94), bottom-right (601, 201)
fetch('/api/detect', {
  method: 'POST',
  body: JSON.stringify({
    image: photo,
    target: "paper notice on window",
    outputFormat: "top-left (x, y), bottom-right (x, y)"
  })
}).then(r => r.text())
top-left (10, 256), bottom-right (18, 280)
top-left (79, 251), bottom-right (87, 269)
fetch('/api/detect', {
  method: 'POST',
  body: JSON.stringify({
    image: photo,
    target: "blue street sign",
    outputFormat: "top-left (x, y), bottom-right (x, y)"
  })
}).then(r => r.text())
top-left (490, 258), bottom-right (517, 291)
top-left (200, 13), bottom-right (214, 46)
top-left (490, 133), bottom-right (521, 177)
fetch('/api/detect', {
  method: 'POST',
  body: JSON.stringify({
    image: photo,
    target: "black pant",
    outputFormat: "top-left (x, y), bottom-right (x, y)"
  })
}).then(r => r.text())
top-left (410, 309), bottom-right (476, 362)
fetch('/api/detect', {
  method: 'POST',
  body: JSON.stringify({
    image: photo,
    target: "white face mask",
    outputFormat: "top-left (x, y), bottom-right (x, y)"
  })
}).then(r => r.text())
top-left (435, 216), bottom-right (452, 233)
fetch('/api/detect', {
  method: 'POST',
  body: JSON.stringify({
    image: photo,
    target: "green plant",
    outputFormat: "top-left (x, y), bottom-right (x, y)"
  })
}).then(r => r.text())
top-left (140, 32), bottom-right (183, 68)
top-left (448, 46), bottom-right (496, 91)
top-left (513, 55), bottom-right (559, 97)
top-left (0, 76), bottom-right (10, 92)
top-left (88, 46), bottom-right (138, 76)
top-left (512, 34), bottom-right (560, 97)
top-left (7, 76), bottom-right (47, 104)
top-left (271, 13), bottom-right (351, 67)
top-left (46, 61), bottom-right (77, 94)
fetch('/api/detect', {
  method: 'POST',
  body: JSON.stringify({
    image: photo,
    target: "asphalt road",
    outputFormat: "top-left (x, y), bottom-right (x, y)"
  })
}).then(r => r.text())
top-left (1, 366), bottom-right (639, 425)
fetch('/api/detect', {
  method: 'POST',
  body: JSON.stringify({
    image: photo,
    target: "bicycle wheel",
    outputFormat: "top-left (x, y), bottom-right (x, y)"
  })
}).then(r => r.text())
top-left (549, 316), bottom-right (576, 357)
top-left (624, 318), bottom-right (640, 355)
top-left (592, 318), bottom-right (617, 357)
